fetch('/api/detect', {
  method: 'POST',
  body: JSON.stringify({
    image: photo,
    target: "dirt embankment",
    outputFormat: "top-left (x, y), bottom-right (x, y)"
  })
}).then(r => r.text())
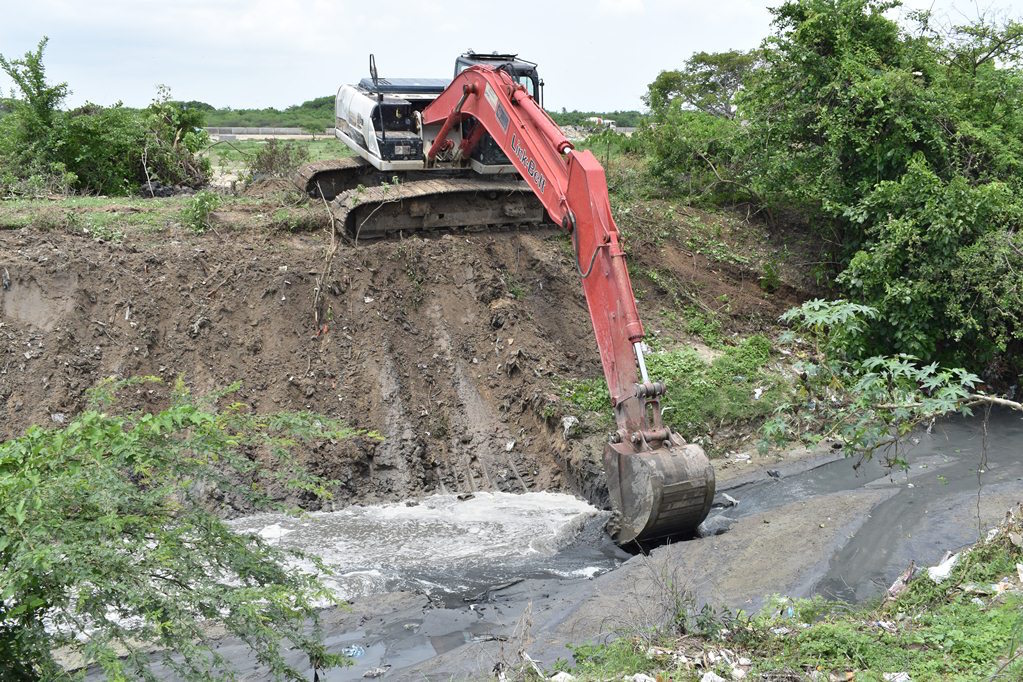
top-left (0, 219), bottom-right (801, 510)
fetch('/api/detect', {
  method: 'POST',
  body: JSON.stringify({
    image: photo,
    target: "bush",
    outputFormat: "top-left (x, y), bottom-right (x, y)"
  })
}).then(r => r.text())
top-left (643, 1), bottom-right (1023, 379)
top-left (250, 138), bottom-right (311, 178)
top-left (0, 377), bottom-right (361, 679)
top-left (181, 190), bottom-right (222, 234)
top-left (0, 39), bottom-right (210, 196)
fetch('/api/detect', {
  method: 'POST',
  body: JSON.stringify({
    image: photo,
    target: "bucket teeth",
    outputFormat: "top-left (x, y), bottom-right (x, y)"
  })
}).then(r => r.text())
top-left (603, 434), bottom-right (715, 544)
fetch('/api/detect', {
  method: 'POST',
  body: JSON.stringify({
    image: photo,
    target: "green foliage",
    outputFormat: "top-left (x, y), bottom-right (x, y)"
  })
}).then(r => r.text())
top-left (559, 640), bottom-right (657, 677)
top-left (773, 299), bottom-right (984, 460)
top-left (203, 96), bottom-right (335, 132)
top-left (181, 190), bottom-right (221, 234)
top-left (0, 377), bottom-right (366, 680)
top-left (644, 2), bottom-right (1023, 378)
top-left (549, 109), bottom-right (645, 128)
top-left (0, 40), bottom-right (209, 196)
top-left (249, 138), bottom-right (311, 178)
top-left (839, 159), bottom-right (1023, 364)
top-left (563, 336), bottom-right (782, 445)
top-left (50, 104), bottom-right (146, 195)
top-left (645, 50), bottom-right (757, 118)
top-left (0, 37), bottom-right (67, 153)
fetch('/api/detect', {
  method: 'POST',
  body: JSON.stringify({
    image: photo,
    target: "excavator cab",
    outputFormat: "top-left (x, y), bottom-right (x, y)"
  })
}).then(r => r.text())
top-left (454, 52), bottom-right (546, 168)
top-left (455, 51), bottom-right (543, 105)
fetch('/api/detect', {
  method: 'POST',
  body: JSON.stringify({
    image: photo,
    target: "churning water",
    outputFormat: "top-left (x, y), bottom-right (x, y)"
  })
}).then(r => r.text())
top-left (228, 491), bottom-right (627, 605)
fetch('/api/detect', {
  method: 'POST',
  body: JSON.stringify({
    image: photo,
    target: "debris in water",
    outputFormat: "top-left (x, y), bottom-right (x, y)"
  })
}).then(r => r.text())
top-left (713, 493), bottom-right (740, 510)
top-left (341, 644), bottom-right (365, 658)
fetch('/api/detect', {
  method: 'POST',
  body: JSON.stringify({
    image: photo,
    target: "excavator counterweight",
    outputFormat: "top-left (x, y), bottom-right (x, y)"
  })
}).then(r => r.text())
top-left (296, 54), bottom-right (714, 543)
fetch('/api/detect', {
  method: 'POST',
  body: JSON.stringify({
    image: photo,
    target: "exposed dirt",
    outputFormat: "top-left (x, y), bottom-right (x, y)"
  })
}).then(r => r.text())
top-left (0, 208), bottom-right (803, 511)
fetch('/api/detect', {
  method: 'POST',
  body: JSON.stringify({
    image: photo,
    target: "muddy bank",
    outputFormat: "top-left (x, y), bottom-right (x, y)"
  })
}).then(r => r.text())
top-left (0, 225), bottom-right (796, 511)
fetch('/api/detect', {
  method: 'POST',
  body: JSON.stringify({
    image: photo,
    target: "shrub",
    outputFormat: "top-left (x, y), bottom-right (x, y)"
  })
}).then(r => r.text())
top-left (0, 377), bottom-right (362, 679)
top-left (643, 1), bottom-right (1023, 378)
top-left (181, 190), bottom-right (222, 233)
top-left (0, 39), bottom-right (210, 196)
top-left (250, 138), bottom-right (311, 178)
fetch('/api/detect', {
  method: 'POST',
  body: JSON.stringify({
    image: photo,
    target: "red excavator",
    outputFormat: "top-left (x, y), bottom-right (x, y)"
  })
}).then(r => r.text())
top-left (295, 53), bottom-right (715, 543)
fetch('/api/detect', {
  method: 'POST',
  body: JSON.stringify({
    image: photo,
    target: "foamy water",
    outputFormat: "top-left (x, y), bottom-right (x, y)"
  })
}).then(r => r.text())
top-left (228, 491), bottom-right (624, 601)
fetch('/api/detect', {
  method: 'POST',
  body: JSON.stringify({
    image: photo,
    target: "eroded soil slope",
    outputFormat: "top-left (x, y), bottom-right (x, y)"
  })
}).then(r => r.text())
top-left (0, 220), bottom-right (799, 509)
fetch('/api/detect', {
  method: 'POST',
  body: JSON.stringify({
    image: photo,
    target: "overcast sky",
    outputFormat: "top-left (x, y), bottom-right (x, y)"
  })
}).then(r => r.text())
top-left (2, 0), bottom-right (1021, 112)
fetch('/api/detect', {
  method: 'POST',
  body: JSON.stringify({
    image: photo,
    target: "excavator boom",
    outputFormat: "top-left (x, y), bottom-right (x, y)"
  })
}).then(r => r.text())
top-left (422, 67), bottom-right (714, 543)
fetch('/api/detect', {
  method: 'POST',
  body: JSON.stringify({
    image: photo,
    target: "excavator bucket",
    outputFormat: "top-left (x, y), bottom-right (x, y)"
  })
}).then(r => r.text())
top-left (604, 434), bottom-right (715, 544)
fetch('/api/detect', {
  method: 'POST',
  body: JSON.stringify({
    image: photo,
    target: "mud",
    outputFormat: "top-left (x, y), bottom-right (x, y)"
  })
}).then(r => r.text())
top-left (0, 225), bottom-right (795, 511)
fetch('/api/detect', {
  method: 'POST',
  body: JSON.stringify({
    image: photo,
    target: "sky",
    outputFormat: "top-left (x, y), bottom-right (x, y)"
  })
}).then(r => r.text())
top-left (2, 0), bottom-right (1022, 112)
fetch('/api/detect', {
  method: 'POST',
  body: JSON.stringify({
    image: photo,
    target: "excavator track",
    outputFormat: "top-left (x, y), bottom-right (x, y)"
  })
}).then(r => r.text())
top-left (331, 177), bottom-right (548, 241)
top-left (293, 157), bottom-right (375, 200)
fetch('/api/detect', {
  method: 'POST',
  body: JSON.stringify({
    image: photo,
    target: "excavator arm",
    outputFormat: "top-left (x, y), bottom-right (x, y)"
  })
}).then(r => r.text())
top-left (422, 67), bottom-right (714, 543)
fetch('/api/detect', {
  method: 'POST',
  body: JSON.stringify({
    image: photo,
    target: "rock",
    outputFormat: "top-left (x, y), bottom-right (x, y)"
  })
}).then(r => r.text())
top-left (363, 666), bottom-right (390, 678)
top-left (927, 552), bottom-right (959, 583)
top-left (767, 469), bottom-right (781, 478)
top-left (698, 515), bottom-right (736, 538)
top-left (700, 673), bottom-right (727, 682)
top-left (561, 415), bottom-right (580, 440)
top-left (549, 673), bottom-right (575, 682)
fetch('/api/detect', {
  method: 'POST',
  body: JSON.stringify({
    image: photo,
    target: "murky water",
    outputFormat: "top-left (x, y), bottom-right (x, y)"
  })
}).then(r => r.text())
top-left (228, 491), bottom-right (628, 606)
top-left (710, 409), bottom-right (1023, 602)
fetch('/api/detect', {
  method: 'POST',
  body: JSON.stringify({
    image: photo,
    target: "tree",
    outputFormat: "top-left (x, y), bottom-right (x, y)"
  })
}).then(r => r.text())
top-left (0, 377), bottom-right (368, 680)
top-left (645, 50), bottom-right (757, 118)
top-left (1, 39), bottom-right (210, 196)
top-left (643, 0), bottom-right (1023, 379)
top-left (0, 37), bottom-right (67, 142)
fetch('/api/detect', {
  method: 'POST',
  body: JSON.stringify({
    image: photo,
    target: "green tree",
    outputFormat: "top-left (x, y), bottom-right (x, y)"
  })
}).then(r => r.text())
top-left (0, 377), bottom-right (367, 680)
top-left (644, 0), bottom-right (1023, 378)
top-left (0, 37), bottom-right (67, 143)
top-left (645, 50), bottom-right (757, 118)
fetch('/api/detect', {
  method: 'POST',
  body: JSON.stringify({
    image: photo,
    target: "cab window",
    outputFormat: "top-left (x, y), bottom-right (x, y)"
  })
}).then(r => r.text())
top-left (517, 75), bottom-right (536, 97)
